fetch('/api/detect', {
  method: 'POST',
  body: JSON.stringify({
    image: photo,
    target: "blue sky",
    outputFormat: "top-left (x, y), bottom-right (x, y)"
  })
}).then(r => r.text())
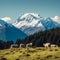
top-left (0, 0), bottom-right (60, 23)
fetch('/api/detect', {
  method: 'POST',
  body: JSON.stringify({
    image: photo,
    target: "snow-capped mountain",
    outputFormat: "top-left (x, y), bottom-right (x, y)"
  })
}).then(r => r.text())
top-left (13, 13), bottom-right (45, 35)
top-left (13, 13), bottom-right (60, 35)
top-left (40, 17), bottom-right (60, 30)
top-left (0, 19), bottom-right (27, 42)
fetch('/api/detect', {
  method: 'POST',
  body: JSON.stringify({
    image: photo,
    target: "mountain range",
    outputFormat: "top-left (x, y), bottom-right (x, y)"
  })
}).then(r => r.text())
top-left (0, 13), bottom-right (60, 42)
top-left (13, 13), bottom-right (60, 35)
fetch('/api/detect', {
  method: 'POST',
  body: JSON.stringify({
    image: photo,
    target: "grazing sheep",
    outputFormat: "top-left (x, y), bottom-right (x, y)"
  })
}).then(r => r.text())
top-left (10, 44), bottom-right (18, 48)
top-left (43, 43), bottom-right (50, 48)
top-left (26, 43), bottom-right (32, 48)
top-left (51, 44), bottom-right (58, 48)
top-left (19, 44), bottom-right (25, 48)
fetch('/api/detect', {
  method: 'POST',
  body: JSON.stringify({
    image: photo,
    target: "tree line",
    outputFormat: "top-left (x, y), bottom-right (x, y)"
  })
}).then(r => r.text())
top-left (0, 27), bottom-right (60, 49)
top-left (0, 40), bottom-right (13, 49)
top-left (16, 28), bottom-right (60, 47)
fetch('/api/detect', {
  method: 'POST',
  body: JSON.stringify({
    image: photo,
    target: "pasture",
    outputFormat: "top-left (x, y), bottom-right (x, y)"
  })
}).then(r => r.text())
top-left (0, 47), bottom-right (60, 60)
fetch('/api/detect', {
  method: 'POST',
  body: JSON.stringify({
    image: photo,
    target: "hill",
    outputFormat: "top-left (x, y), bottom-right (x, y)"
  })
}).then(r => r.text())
top-left (0, 48), bottom-right (60, 60)
top-left (0, 19), bottom-right (27, 42)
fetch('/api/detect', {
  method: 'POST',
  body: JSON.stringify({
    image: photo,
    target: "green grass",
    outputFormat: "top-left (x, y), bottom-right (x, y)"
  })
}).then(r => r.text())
top-left (0, 47), bottom-right (60, 60)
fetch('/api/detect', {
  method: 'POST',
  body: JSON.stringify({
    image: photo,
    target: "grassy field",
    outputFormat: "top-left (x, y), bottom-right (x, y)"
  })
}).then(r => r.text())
top-left (0, 47), bottom-right (60, 60)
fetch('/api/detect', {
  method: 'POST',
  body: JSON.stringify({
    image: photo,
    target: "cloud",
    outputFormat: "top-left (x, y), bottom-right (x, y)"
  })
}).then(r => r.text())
top-left (53, 16), bottom-right (59, 20)
top-left (52, 16), bottom-right (60, 23)
top-left (0, 17), bottom-right (11, 22)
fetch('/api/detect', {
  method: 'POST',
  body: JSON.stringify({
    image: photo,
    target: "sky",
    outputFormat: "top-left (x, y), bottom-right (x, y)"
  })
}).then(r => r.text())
top-left (0, 0), bottom-right (60, 23)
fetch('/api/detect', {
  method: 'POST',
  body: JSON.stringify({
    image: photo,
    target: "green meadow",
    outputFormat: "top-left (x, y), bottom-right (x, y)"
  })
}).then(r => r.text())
top-left (0, 47), bottom-right (60, 60)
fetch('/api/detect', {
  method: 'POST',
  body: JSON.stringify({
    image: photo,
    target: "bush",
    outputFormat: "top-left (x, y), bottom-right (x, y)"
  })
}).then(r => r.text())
top-left (55, 49), bottom-right (58, 51)
top-left (55, 56), bottom-right (59, 58)
top-left (23, 52), bottom-right (26, 54)
top-left (46, 55), bottom-right (53, 58)
top-left (15, 58), bottom-right (19, 60)
top-left (10, 50), bottom-right (13, 52)
top-left (26, 54), bottom-right (30, 56)
top-left (37, 57), bottom-right (40, 59)
top-left (49, 49), bottom-right (53, 51)
top-left (0, 58), bottom-right (7, 60)
top-left (5, 53), bottom-right (9, 55)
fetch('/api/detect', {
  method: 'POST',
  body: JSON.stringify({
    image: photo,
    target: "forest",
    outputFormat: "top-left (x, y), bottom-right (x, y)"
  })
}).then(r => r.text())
top-left (0, 28), bottom-right (60, 49)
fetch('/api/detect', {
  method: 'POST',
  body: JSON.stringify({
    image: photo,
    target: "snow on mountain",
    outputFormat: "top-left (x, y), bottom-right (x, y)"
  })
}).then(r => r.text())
top-left (0, 13), bottom-right (60, 41)
top-left (51, 16), bottom-right (60, 23)
top-left (13, 13), bottom-right (60, 35)
top-left (13, 13), bottom-right (45, 35)
top-left (14, 13), bottom-right (40, 28)
top-left (40, 17), bottom-right (60, 30)
top-left (0, 17), bottom-right (11, 22)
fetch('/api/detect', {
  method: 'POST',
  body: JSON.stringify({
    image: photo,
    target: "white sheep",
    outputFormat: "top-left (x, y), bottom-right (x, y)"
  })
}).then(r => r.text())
top-left (50, 44), bottom-right (58, 48)
top-left (10, 44), bottom-right (18, 48)
top-left (19, 44), bottom-right (25, 48)
top-left (43, 43), bottom-right (50, 48)
top-left (26, 43), bottom-right (32, 48)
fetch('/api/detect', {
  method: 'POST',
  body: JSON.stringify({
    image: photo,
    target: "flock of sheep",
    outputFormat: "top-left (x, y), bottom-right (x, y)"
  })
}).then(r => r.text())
top-left (43, 43), bottom-right (58, 48)
top-left (10, 43), bottom-right (58, 49)
top-left (10, 43), bottom-right (33, 49)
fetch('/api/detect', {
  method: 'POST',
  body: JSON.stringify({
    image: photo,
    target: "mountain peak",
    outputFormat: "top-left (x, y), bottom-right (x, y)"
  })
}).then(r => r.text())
top-left (13, 14), bottom-right (60, 35)
top-left (20, 13), bottom-right (40, 19)
top-left (17, 13), bottom-right (40, 23)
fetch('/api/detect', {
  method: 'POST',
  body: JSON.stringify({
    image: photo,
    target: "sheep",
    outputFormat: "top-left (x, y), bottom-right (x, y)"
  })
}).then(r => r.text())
top-left (26, 43), bottom-right (32, 48)
top-left (43, 43), bottom-right (50, 48)
top-left (50, 44), bottom-right (58, 48)
top-left (10, 44), bottom-right (18, 48)
top-left (19, 44), bottom-right (25, 48)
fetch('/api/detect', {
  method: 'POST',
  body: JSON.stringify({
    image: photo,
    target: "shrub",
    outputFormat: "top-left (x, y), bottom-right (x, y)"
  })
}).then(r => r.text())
top-left (5, 53), bottom-right (9, 55)
top-left (10, 51), bottom-right (13, 52)
top-left (0, 57), bottom-right (7, 60)
top-left (26, 54), bottom-right (30, 56)
top-left (23, 52), bottom-right (26, 54)
top-left (15, 58), bottom-right (19, 60)
top-left (49, 49), bottom-right (53, 51)
top-left (55, 56), bottom-right (59, 58)
top-left (55, 49), bottom-right (58, 51)
top-left (46, 55), bottom-right (53, 58)
top-left (37, 57), bottom-right (40, 59)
